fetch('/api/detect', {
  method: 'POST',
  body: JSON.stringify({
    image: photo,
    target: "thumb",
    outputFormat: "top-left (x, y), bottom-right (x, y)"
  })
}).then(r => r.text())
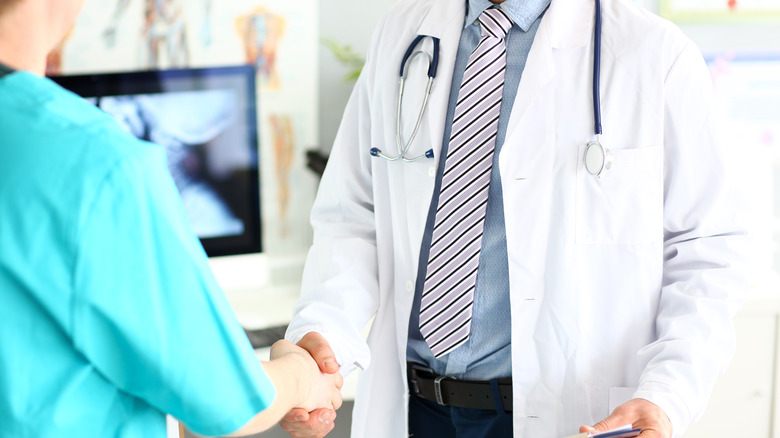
top-left (297, 332), bottom-right (339, 374)
top-left (589, 409), bottom-right (631, 433)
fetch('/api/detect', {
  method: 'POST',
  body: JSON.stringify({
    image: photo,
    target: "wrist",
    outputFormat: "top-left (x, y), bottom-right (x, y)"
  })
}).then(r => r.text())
top-left (261, 357), bottom-right (299, 413)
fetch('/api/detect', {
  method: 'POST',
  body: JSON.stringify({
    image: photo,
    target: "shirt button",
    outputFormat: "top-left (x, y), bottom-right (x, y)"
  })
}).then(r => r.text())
top-left (406, 280), bottom-right (414, 292)
top-left (428, 167), bottom-right (436, 178)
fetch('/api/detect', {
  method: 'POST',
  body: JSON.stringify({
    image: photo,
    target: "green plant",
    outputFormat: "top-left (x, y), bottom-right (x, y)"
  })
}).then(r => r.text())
top-left (322, 38), bottom-right (365, 82)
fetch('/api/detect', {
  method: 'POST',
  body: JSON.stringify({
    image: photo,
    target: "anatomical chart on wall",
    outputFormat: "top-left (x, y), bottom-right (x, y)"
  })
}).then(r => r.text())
top-left (52, 0), bottom-right (319, 256)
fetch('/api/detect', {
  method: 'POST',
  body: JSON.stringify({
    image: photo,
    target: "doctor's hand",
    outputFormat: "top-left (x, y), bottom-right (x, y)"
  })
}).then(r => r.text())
top-left (279, 408), bottom-right (338, 438)
top-left (279, 332), bottom-right (342, 438)
top-left (269, 340), bottom-right (344, 413)
top-left (579, 398), bottom-right (672, 438)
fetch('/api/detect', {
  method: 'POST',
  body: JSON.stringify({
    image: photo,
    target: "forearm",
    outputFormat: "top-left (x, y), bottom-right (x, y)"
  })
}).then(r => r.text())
top-left (224, 358), bottom-right (304, 436)
top-left (639, 37), bottom-right (749, 436)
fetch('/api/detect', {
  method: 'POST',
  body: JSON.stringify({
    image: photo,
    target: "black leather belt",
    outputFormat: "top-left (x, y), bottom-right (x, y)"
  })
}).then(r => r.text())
top-left (407, 362), bottom-right (512, 412)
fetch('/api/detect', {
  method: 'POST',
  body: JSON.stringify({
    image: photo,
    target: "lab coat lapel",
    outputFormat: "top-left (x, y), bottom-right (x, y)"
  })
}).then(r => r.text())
top-left (503, 10), bottom-right (556, 142)
top-left (393, 0), bottom-right (465, 386)
top-left (546, 0), bottom-right (594, 49)
top-left (392, 1), bottom-right (466, 341)
top-left (503, 0), bottom-right (594, 142)
top-left (416, 0), bottom-right (465, 162)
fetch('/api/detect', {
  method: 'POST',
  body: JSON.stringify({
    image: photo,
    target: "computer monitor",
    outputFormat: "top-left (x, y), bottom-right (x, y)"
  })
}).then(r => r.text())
top-left (51, 66), bottom-right (268, 289)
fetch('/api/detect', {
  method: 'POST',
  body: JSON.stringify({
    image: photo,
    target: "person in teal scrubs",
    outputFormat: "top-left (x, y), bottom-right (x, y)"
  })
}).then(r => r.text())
top-left (0, 1), bottom-right (342, 437)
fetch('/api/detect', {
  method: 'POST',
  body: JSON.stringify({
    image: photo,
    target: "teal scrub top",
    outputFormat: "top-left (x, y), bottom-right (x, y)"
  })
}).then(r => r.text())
top-left (0, 70), bottom-right (276, 437)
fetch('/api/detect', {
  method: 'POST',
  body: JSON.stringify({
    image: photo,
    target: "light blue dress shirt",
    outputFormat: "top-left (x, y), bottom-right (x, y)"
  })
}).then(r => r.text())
top-left (0, 70), bottom-right (275, 437)
top-left (408, 0), bottom-right (550, 380)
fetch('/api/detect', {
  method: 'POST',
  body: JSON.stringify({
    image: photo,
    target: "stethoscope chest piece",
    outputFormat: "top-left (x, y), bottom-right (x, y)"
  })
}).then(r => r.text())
top-left (584, 140), bottom-right (612, 178)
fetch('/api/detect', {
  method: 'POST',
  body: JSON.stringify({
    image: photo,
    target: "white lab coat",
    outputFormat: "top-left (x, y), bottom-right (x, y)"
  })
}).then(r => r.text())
top-left (287, 0), bottom-right (748, 436)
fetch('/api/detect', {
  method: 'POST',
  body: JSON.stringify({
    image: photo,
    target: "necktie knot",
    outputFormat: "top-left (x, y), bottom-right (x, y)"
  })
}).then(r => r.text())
top-left (478, 7), bottom-right (513, 40)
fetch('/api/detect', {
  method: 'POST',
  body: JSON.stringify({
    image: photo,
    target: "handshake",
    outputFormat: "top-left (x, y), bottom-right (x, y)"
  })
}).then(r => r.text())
top-left (263, 332), bottom-right (343, 438)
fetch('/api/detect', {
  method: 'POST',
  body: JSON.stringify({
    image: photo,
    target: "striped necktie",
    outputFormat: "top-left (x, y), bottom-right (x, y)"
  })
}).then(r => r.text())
top-left (420, 7), bottom-right (513, 358)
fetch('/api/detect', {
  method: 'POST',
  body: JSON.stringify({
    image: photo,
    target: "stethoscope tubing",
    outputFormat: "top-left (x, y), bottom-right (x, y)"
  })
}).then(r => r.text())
top-left (370, 36), bottom-right (439, 162)
top-left (394, 73), bottom-right (434, 162)
top-left (593, 0), bottom-right (603, 136)
top-left (400, 35), bottom-right (440, 79)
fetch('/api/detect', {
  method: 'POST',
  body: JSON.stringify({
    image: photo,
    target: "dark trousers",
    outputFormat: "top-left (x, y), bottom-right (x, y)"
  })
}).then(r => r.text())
top-left (407, 389), bottom-right (512, 438)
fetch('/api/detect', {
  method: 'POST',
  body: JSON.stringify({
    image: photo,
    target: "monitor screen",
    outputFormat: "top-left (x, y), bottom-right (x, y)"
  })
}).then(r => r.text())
top-left (51, 66), bottom-right (262, 257)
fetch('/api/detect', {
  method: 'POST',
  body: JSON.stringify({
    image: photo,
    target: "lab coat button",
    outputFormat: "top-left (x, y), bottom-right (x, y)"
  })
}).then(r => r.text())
top-left (428, 167), bottom-right (436, 177)
top-left (406, 280), bottom-right (414, 292)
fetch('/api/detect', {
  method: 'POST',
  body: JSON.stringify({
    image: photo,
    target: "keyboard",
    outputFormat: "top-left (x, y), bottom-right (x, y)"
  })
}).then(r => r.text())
top-left (243, 324), bottom-right (289, 349)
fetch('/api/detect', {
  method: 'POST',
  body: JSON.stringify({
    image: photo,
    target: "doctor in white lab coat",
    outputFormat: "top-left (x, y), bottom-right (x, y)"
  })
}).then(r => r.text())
top-left (284, 0), bottom-right (748, 436)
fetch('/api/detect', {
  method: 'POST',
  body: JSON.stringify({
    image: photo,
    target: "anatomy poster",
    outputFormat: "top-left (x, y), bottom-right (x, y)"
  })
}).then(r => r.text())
top-left (54, 0), bottom-right (319, 256)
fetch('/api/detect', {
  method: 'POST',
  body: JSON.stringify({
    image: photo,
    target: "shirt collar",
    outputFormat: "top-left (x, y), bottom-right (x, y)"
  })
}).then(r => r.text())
top-left (465, 0), bottom-right (551, 33)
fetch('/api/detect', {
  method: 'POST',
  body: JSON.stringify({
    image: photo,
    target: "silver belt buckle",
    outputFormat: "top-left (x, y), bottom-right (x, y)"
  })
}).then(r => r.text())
top-left (409, 364), bottom-right (433, 396)
top-left (434, 376), bottom-right (446, 405)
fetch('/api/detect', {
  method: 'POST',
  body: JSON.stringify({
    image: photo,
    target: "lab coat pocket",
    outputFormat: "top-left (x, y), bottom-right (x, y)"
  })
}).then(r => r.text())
top-left (576, 145), bottom-right (663, 244)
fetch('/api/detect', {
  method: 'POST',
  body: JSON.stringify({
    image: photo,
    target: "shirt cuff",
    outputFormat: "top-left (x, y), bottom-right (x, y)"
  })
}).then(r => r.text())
top-left (285, 326), bottom-right (367, 378)
top-left (633, 381), bottom-right (692, 438)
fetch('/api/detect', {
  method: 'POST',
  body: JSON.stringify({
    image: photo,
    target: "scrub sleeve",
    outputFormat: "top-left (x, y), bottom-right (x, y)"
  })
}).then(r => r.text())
top-left (70, 144), bottom-right (275, 437)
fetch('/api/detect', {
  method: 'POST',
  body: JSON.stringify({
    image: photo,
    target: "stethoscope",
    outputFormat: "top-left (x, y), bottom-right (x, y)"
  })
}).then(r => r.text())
top-left (583, 0), bottom-right (611, 177)
top-left (371, 0), bottom-right (612, 178)
top-left (370, 35), bottom-right (439, 162)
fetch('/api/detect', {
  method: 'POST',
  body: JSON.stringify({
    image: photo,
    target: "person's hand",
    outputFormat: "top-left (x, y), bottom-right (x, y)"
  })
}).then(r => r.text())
top-left (279, 332), bottom-right (342, 438)
top-left (296, 332), bottom-right (341, 373)
top-left (224, 340), bottom-right (341, 436)
top-left (269, 340), bottom-right (343, 413)
top-left (579, 398), bottom-right (672, 438)
top-left (279, 408), bottom-right (337, 438)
